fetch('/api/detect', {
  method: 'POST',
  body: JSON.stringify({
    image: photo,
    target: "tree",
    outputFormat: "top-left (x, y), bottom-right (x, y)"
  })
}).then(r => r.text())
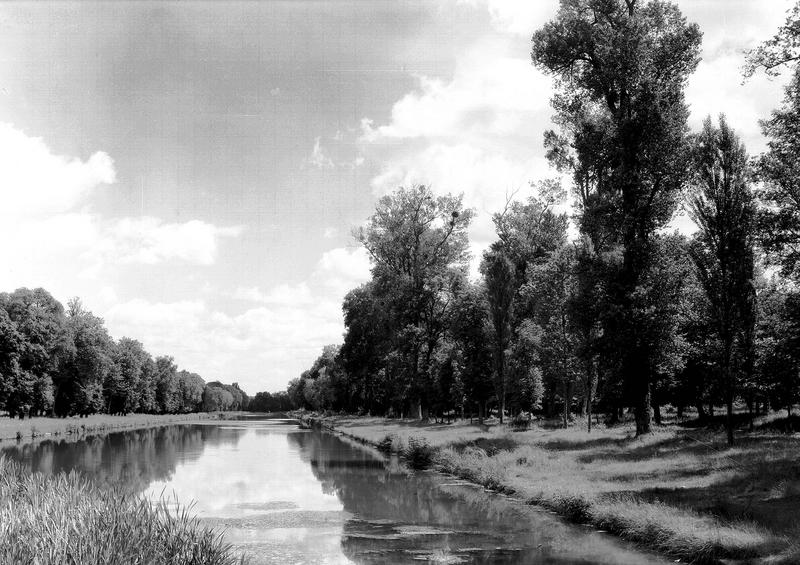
top-left (202, 385), bottom-right (233, 412)
top-left (176, 371), bottom-right (205, 413)
top-left (110, 338), bottom-right (150, 414)
top-left (356, 185), bottom-right (473, 418)
top-left (481, 249), bottom-right (515, 423)
top-left (57, 299), bottom-right (112, 416)
top-left (154, 356), bottom-right (180, 414)
top-left (527, 245), bottom-right (579, 428)
top-left (340, 283), bottom-right (392, 414)
top-left (450, 283), bottom-right (494, 424)
top-left (532, 0), bottom-right (702, 435)
top-left (688, 116), bottom-right (757, 445)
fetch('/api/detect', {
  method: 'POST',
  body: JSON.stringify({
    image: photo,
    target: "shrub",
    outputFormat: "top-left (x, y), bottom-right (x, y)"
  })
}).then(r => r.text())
top-left (376, 433), bottom-right (399, 454)
top-left (403, 436), bottom-right (435, 470)
top-left (510, 412), bottom-right (531, 431)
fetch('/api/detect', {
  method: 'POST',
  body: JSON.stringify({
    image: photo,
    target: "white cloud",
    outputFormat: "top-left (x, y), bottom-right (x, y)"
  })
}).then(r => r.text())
top-left (314, 246), bottom-right (371, 297)
top-left (105, 247), bottom-right (371, 393)
top-left (0, 122), bottom-right (243, 318)
top-left (359, 35), bottom-right (555, 256)
top-left (308, 136), bottom-right (334, 169)
top-left (233, 282), bottom-right (314, 305)
top-left (0, 122), bottom-right (115, 218)
top-left (95, 217), bottom-right (243, 266)
top-left (456, 0), bottom-right (558, 36)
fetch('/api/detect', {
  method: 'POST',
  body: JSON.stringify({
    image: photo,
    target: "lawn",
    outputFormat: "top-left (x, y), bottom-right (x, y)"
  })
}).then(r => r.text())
top-left (0, 412), bottom-right (224, 446)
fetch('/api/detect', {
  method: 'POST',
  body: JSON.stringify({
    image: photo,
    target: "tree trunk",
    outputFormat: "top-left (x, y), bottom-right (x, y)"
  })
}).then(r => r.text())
top-left (500, 375), bottom-right (506, 424)
top-left (634, 381), bottom-right (651, 436)
top-left (723, 339), bottom-right (735, 446)
top-left (653, 402), bottom-right (662, 425)
top-left (696, 400), bottom-right (706, 422)
top-left (562, 381), bottom-right (570, 429)
top-left (586, 361), bottom-right (595, 434)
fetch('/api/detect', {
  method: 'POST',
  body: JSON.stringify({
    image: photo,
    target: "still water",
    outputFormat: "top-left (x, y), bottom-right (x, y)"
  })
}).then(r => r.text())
top-left (2, 419), bottom-right (667, 564)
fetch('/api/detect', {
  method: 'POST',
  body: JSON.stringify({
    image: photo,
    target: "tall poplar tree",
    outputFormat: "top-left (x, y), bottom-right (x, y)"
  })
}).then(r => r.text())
top-left (532, 0), bottom-right (701, 434)
top-left (688, 116), bottom-right (756, 445)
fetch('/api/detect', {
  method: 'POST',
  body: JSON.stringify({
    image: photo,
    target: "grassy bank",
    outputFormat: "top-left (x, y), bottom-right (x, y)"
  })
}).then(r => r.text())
top-left (0, 458), bottom-right (242, 565)
top-left (310, 414), bottom-right (800, 564)
top-left (0, 412), bottom-right (235, 446)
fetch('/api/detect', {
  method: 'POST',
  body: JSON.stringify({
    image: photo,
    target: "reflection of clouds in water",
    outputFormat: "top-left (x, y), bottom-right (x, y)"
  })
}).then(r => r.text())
top-left (224, 527), bottom-right (352, 565)
top-left (144, 428), bottom-right (344, 519)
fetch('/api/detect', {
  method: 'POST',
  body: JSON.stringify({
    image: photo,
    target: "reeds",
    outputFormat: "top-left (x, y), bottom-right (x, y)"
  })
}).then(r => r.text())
top-left (0, 458), bottom-right (244, 565)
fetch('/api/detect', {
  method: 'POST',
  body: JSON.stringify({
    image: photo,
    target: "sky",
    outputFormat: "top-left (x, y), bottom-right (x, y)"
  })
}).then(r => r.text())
top-left (0, 0), bottom-right (793, 394)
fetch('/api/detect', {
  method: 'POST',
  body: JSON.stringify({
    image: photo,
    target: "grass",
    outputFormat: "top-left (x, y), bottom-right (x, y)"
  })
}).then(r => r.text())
top-left (0, 412), bottom-right (235, 447)
top-left (0, 458), bottom-right (243, 565)
top-left (311, 412), bottom-right (800, 564)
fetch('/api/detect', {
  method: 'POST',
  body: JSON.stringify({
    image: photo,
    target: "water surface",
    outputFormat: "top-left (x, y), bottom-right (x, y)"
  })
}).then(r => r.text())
top-left (2, 419), bottom-right (668, 564)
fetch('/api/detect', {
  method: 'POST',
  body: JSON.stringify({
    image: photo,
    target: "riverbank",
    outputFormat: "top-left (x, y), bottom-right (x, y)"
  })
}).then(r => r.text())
top-left (305, 414), bottom-right (800, 565)
top-left (0, 458), bottom-right (243, 565)
top-left (0, 412), bottom-right (235, 447)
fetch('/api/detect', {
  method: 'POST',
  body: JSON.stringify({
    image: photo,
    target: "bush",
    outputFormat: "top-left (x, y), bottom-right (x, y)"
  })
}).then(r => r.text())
top-left (509, 412), bottom-right (531, 431)
top-left (376, 433), bottom-right (400, 454)
top-left (403, 436), bottom-right (435, 470)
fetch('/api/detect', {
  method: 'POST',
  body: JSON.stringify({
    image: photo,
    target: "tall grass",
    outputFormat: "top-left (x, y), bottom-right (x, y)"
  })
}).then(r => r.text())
top-left (0, 458), bottom-right (243, 565)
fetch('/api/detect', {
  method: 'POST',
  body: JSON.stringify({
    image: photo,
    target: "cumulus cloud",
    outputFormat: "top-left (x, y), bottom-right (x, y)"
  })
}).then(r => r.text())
top-left (95, 217), bottom-right (243, 266)
top-left (0, 122), bottom-right (115, 217)
top-left (358, 34), bottom-right (555, 256)
top-left (0, 122), bottom-right (243, 309)
top-left (457, 0), bottom-right (558, 36)
top-left (106, 246), bottom-right (372, 392)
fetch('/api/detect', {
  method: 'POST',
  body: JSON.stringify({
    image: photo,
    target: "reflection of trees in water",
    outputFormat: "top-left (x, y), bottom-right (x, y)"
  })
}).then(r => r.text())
top-left (1, 425), bottom-right (241, 493)
top-left (287, 430), bottom-right (628, 565)
top-left (286, 430), bottom-right (532, 530)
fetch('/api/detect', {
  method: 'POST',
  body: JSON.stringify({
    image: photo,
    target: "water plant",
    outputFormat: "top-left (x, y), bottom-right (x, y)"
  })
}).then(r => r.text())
top-left (0, 458), bottom-right (245, 565)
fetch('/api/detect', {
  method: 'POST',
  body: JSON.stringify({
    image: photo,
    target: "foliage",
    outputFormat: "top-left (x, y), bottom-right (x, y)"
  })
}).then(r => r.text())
top-left (688, 116), bottom-right (757, 444)
top-left (403, 436), bottom-right (435, 470)
top-left (0, 289), bottom-right (245, 418)
top-left (532, 0), bottom-right (702, 435)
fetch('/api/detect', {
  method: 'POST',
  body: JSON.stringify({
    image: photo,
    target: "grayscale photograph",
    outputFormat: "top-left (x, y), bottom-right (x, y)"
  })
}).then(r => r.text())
top-left (0, 0), bottom-right (799, 563)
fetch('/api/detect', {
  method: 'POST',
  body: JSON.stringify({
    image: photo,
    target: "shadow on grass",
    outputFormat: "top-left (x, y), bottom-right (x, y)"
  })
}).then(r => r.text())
top-left (592, 433), bottom-right (800, 535)
top-left (538, 436), bottom-right (628, 452)
top-left (448, 436), bottom-right (519, 455)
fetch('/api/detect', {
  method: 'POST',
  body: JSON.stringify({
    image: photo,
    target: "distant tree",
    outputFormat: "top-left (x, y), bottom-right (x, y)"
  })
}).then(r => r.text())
top-left (138, 355), bottom-right (159, 413)
top-left (0, 308), bottom-right (26, 416)
top-left (176, 371), bottom-right (205, 413)
top-left (57, 299), bottom-right (112, 416)
top-left (110, 338), bottom-right (150, 414)
top-left (688, 117), bottom-right (757, 445)
top-left (202, 385), bottom-right (233, 412)
top-left (0, 289), bottom-right (71, 417)
top-left (154, 356), bottom-right (180, 414)
top-left (532, 0), bottom-right (702, 435)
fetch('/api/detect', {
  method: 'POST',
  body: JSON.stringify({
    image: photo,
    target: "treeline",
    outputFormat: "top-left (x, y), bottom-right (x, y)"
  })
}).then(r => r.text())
top-left (285, 0), bottom-right (800, 445)
top-left (0, 288), bottom-right (248, 418)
